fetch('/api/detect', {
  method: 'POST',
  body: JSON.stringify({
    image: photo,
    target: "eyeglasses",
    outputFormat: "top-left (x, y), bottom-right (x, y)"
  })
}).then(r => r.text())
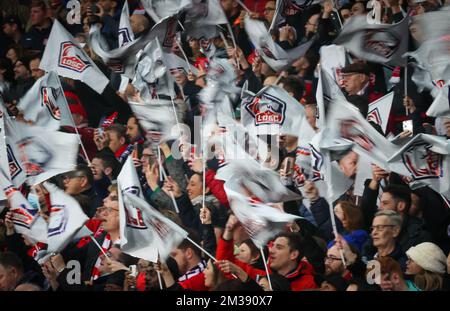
top-left (104, 206), bottom-right (119, 213)
top-left (370, 225), bottom-right (396, 232)
top-left (325, 255), bottom-right (342, 262)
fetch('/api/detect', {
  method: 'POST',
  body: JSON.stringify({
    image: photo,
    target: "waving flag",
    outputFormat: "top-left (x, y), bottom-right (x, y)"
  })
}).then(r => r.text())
top-left (334, 15), bottom-right (409, 66)
top-left (118, 0), bottom-right (135, 47)
top-left (327, 98), bottom-right (399, 170)
top-left (224, 176), bottom-right (300, 248)
top-left (44, 182), bottom-right (89, 254)
top-left (125, 193), bottom-right (188, 261)
top-left (89, 15), bottom-right (178, 78)
top-left (118, 156), bottom-right (158, 262)
top-left (216, 157), bottom-right (301, 203)
top-left (426, 84), bottom-right (450, 118)
top-left (9, 121), bottom-right (79, 185)
top-left (17, 71), bottom-right (73, 130)
top-left (141, 0), bottom-right (192, 23)
top-left (1, 178), bottom-right (48, 244)
top-left (387, 134), bottom-right (450, 201)
top-left (40, 20), bottom-right (109, 94)
top-left (269, 0), bottom-right (286, 32)
top-left (244, 15), bottom-right (313, 71)
top-left (319, 44), bottom-right (348, 87)
top-left (241, 85), bottom-right (314, 138)
top-left (367, 92), bottom-right (394, 134)
top-left (185, 0), bottom-right (228, 26)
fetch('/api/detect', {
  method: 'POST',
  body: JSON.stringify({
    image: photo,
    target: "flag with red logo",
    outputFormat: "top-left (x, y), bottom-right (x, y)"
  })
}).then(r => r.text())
top-left (118, 0), bottom-right (135, 47)
top-left (387, 134), bottom-right (450, 201)
top-left (100, 112), bottom-right (119, 128)
top-left (241, 85), bottom-right (314, 138)
top-left (8, 120), bottom-right (79, 185)
top-left (0, 174), bottom-right (48, 244)
top-left (223, 176), bottom-right (301, 248)
top-left (40, 20), bottom-right (109, 94)
top-left (89, 15), bottom-right (178, 78)
top-left (118, 156), bottom-right (158, 262)
top-left (17, 71), bottom-right (73, 130)
top-left (334, 15), bottom-right (410, 67)
top-left (244, 15), bottom-right (313, 71)
top-left (125, 192), bottom-right (188, 261)
top-left (43, 181), bottom-right (89, 254)
top-left (367, 92), bottom-right (394, 134)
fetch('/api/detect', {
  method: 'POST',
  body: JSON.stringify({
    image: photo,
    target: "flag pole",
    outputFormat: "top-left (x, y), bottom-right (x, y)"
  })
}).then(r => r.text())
top-left (404, 65), bottom-right (408, 115)
top-left (156, 270), bottom-right (164, 290)
top-left (89, 234), bottom-right (112, 263)
top-left (259, 246), bottom-right (273, 291)
top-left (55, 75), bottom-right (91, 166)
top-left (159, 165), bottom-right (180, 214)
top-left (236, 0), bottom-right (251, 13)
top-left (175, 38), bottom-right (192, 72)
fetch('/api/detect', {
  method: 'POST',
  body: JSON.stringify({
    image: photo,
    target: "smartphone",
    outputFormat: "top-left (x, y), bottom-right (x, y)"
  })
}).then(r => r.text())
top-left (283, 157), bottom-right (294, 176)
top-left (97, 127), bottom-right (104, 137)
top-left (129, 265), bottom-right (138, 277)
top-left (402, 120), bottom-right (413, 133)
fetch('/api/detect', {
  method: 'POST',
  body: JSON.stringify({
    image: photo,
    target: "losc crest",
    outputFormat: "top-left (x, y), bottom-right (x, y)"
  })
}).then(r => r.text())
top-left (48, 205), bottom-right (69, 237)
top-left (40, 87), bottom-right (61, 120)
top-left (402, 142), bottom-right (443, 180)
top-left (58, 41), bottom-right (91, 72)
top-left (340, 119), bottom-right (375, 151)
top-left (363, 29), bottom-right (400, 59)
top-left (245, 93), bottom-right (287, 126)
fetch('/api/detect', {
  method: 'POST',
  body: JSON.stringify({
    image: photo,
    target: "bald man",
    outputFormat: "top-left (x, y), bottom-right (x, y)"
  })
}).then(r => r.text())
top-left (130, 14), bottom-right (150, 37)
top-left (14, 283), bottom-right (41, 291)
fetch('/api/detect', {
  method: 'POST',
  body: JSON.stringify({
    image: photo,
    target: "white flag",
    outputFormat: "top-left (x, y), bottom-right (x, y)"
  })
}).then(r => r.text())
top-left (224, 176), bottom-right (300, 248)
top-left (426, 85), bottom-right (450, 118)
top-left (1, 180), bottom-right (48, 244)
top-left (125, 193), bottom-right (188, 262)
top-left (118, 0), bottom-right (135, 47)
top-left (40, 20), bottom-right (109, 94)
top-left (44, 182), bottom-right (89, 254)
top-left (9, 121), bottom-right (79, 185)
top-left (387, 134), bottom-right (450, 201)
top-left (142, 0), bottom-right (192, 23)
top-left (241, 85), bottom-right (313, 138)
top-left (327, 98), bottom-right (399, 170)
top-left (269, 0), bottom-right (286, 32)
top-left (216, 157), bottom-right (301, 203)
top-left (89, 15), bottom-right (178, 78)
top-left (17, 71), bottom-right (73, 130)
top-left (185, 0), bottom-right (228, 26)
top-left (244, 15), bottom-right (313, 71)
top-left (319, 44), bottom-right (348, 86)
top-left (367, 92), bottom-right (394, 134)
top-left (118, 156), bottom-right (158, 262)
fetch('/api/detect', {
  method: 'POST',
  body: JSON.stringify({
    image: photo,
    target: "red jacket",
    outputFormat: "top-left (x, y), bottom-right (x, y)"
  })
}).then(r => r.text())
top-left (179, 272), bottom-right (209, 291)
top-left (216, 237), bottom-right (266, 281)
top-left (205, 169), bottom-right (229, 208)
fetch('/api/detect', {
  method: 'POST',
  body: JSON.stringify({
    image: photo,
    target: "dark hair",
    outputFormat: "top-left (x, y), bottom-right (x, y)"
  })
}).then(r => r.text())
top-left (382, 184), bottom-right (412, 214)
top-left (347, 277), bottom-right (381, 291)
top-left (128, 115), bottom-right (145, 138)
top-left (7, 44), bottom-right (24, 60)
top-left (72, 193), bottom-right (91, 215)
top-left (258, 272), bottom-right (291, 291)
top-left (31, 0), bottom-right (47, 10)
top-left (0, 251), bottom-right (24, 274)
top-left (240, 239), bottom-right (260, 261)
top-left (279, 76), bottom-right (305, 101)
top-left (106, 124), bottom-right (129, 144)
top-left (94, 152), bottom-right (121, 180)
top-left (0, 58), bottom-right (14, 82)
top-left (336, 200), bottom-right (365, 232)
top-left (273, 232), bottom-right (303, 262)
top-left (177, 229), bottom-right (202, 258)
top-left (74, 164), bottom-right (95, 187)
top-left (376, 256), bottom-right (404, 279)
top-left (322, 273), bottom-right (350, 291)
top-left (215, 279), bottom-right (264, 291)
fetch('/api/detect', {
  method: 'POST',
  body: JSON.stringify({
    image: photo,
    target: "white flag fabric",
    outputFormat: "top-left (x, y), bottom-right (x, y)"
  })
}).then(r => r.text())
top-left (327, 98), bottom-right (399, 170)
top-left (40, 20), bottom-right (109, 94)
top-left (387, 134), bottom-right (450, 200)
top-left (185, 0), bottom-right (228, 26)
top-left (1, 181), bottom-right (48, 244)
top-left (334, 15), bottom-right (410, 66)
top-left (128, 99), bottom-right (179, 143)
top-left (241, 85), bottom-right (313, 138)
top-left (367, 92), bottom-right (394, 134)
top-left (244, 15), bottom-right (313, 71)
top-left (118, 0), bottom-right (135, 47)
top-left (2, 111), bottom-right (27, 188)
top-left (426, 85), bottom-right (450, 118)
top-left (141, 0), bottom-right (192, 23)
top-left (125, 193), bottom-right (188, 262)
top-left (216, 157), bottom-right (301, 203)
top-left (17, 71), bottom-right (73, 130)
top-left (118, 156), bottom-right (158, 262)
top-left (223, 176), bottom-right (300, 248)
top-left (269, 0), bottom-right (286, 32)
top-left (89, 15), bottom-right (178, 78)
top-left (9, 121), bottom-right (79, 185)
top-left (44, 182), bottom-right (89, 254)
top-left (132, 38), bottom-right (176, 100)
top-left (309, 130), bottom-right (354, 203)
top-left (319, 44), bottom-right (348, 87)
top-left (315, 67), bottom-right (347, 129)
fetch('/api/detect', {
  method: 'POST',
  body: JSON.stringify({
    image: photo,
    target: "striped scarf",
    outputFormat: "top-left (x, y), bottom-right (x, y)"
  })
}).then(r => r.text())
top-left (178, 259), bottom-right (207, 282)
top-left (90, 234), bottom-right (112, 281)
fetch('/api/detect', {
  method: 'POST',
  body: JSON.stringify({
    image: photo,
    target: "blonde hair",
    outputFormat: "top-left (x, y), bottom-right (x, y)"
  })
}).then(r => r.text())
top-left (414, 270), bottom-right (443, 291)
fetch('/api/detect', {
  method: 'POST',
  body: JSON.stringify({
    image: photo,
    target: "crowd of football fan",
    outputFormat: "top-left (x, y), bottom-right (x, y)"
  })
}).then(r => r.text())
top-left (0, 0), bottom-right (449, 292)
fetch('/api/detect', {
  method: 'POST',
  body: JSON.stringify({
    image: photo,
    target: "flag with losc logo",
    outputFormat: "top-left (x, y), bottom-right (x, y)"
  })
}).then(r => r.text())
top-left (367, 92), bottom-right (394, 134)
top-left (118, 156), bottom-right (158, 262)
top-left (118, 0), bottom-right (134, 47)
top-left (17, 71), bottom-right (73, 130)
top-left (334, 15), bottom-right (409, 66)
top-left (40, 20), bottom-right (109, 94)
